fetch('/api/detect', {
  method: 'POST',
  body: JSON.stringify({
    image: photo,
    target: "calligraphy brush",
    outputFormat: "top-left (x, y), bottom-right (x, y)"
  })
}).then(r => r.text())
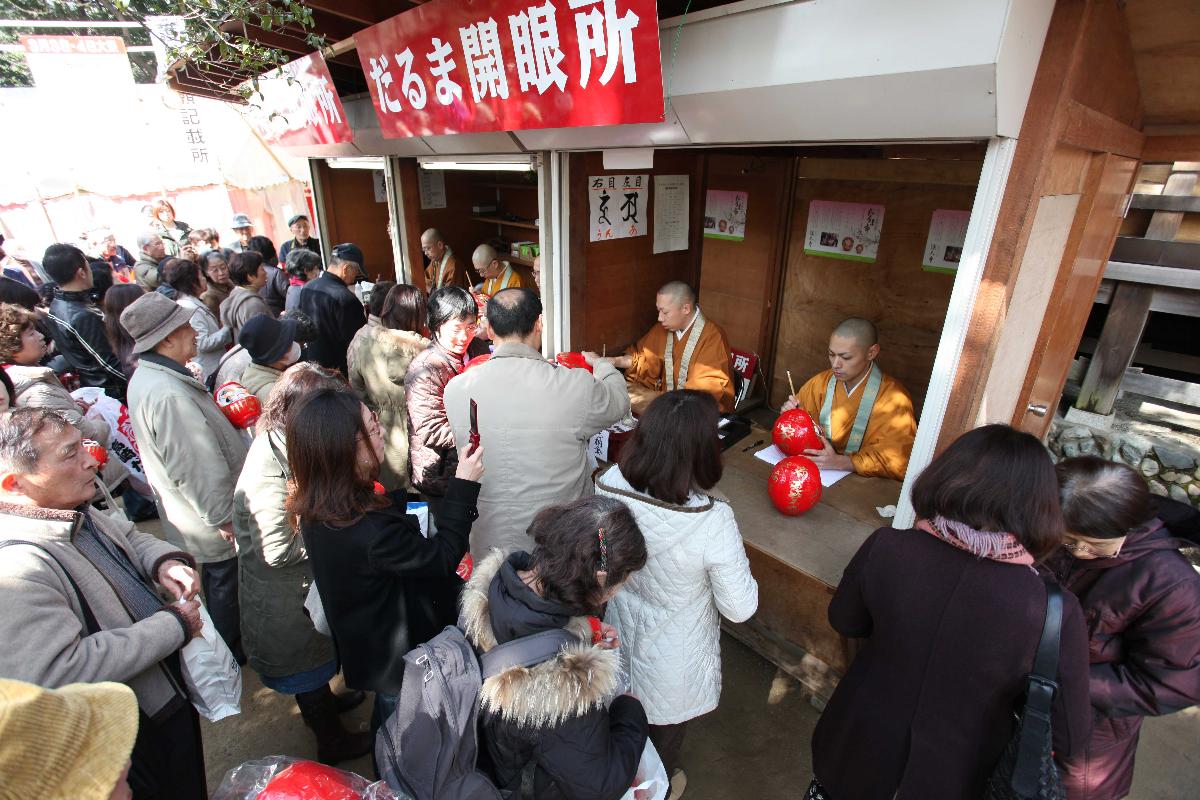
top-left (786, 370), bottom-right (797, 401)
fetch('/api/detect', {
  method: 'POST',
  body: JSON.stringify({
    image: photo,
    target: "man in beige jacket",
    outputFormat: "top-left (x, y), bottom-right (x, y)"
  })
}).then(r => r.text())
top-left (445, 288), bottom-right (630, 558)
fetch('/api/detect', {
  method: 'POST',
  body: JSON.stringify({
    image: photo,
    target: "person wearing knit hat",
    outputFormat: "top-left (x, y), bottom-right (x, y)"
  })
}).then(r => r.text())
top-left (0, 678), bottom-right (138, 800)
top-left (237, 313), bottom-right (301, 405)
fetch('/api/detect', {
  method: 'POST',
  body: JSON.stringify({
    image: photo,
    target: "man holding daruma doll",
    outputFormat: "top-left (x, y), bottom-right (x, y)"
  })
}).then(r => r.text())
top-left (782, 317), bottom-right (916, 481)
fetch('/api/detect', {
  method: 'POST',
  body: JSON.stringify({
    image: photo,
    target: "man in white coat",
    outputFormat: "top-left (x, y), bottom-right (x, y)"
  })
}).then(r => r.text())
top-left (445, 288), bottom-right (629, 559)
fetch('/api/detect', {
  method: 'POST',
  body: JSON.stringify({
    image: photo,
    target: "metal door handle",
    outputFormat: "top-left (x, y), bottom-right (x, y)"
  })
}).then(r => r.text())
top-left (1026, 403), bottom-right (1048, 417)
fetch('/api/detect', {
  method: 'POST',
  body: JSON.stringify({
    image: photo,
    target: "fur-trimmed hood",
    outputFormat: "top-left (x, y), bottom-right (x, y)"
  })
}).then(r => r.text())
top-left (459, 550), bottom-right (623, 729)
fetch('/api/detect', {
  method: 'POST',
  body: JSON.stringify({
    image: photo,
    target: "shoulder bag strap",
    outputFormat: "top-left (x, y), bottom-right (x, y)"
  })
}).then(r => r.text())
top-left (0, 540), bottom-right (102, 634)
top-left (1011, 580), bottom-right (1064, 796)
top-left (479, 629), bottom-right (577, 680)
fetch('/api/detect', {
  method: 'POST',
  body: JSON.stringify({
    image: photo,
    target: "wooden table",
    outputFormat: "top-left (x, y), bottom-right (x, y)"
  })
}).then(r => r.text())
top-left (716, 427), bottom-right (902, 704)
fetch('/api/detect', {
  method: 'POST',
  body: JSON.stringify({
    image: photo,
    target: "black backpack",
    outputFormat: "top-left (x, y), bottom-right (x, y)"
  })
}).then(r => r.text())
top-left (376, 625), bottom-right (574, 800)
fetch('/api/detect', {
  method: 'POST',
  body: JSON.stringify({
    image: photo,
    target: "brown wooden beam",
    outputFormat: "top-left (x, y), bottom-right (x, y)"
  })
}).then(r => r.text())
top-left (284, 9), bottom-right (364, 44)
top-left (1075, 282), bottom-right (1153, 415)
top-left (1060, 100), bottom-right (1145, 159)
top-left (1142, 135), bottom-right (1200, 163)
top-left (303, 0), bottom-right (393, 26)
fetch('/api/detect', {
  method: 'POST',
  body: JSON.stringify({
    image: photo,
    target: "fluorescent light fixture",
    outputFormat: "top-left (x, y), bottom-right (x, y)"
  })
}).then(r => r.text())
top-left (325, 157), bottom-right (385, 170)
top-left (418, 155), bottom-right (536, 172)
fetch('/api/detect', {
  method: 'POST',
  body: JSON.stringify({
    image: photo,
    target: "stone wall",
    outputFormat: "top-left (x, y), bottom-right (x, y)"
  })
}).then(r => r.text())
top-left (1047, 422), bottom-right (1200, 510)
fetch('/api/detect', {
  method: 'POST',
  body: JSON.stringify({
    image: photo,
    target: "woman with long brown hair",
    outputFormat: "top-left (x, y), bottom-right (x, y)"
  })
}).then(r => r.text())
top-left (102, 283), bottom-right (144, 379)
top-left (286, 387), bottom-right (484, 732)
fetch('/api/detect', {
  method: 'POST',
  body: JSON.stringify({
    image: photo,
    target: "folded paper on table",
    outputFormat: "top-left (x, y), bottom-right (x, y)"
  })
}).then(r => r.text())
top-left (754, 446), bottom-right (852, 487)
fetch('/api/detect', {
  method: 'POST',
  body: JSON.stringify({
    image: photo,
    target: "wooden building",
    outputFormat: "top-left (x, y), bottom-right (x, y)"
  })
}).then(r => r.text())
top-left (175, 0), bottom-right (1200, 700)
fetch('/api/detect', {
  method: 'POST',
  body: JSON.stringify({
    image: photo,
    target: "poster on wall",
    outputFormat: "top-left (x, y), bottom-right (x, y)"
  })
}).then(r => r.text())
top-left (373, 171), bottom-right (387, 203)
top-left (588, 174), bottom-right (648, 241)
top-left (653, 174), bottom-right (689, 254)
top-left (703, 190), bottom-right (747, 241)
top-left (803, 200), bottom-right (885, 263)
top-left (418, 168), bottom-right (447, 209)
top-left (922, 209), bottom-right (970, 273)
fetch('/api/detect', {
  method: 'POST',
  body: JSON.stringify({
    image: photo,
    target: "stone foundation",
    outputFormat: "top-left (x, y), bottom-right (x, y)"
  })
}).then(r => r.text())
top-left (1047, 421), bottom-right (1200, 510)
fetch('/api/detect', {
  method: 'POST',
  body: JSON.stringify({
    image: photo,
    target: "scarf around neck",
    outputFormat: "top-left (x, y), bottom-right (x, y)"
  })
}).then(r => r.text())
top-left (917, 515), bottom-right (1035, 567)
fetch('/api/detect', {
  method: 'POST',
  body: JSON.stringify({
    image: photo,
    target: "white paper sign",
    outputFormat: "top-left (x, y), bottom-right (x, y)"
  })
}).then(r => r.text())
top-left (922, 208), bottom-right (970, 273)
top-left (372, 170), bottom-right (387, 203)
top-left (754, 445), bottom-right (851, 487)
top-left (703, 190), bottom-right (748, 241)
top-left (803, 200), bottom-right (885, 263)
top-left (419, 168), bottom-right (447, 210)
top-left (589, 174), bottom-right (648, 241)
top-left (653, 174), bottom-right (689, 254)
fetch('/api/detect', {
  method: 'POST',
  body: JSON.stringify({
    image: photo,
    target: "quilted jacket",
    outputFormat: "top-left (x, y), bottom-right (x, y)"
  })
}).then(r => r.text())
top-left (404, 340), bottom-right (465, 497)
top-left (596, 465), bottom-right (759, 724)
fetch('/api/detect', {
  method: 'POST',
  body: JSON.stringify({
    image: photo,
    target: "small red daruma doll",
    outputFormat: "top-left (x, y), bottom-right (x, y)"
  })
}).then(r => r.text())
top-left (81, 439), bottom-right (108, 467)
top-left (772, 408), bottom-right (823, 456)
top-left (768, 455), bottom-right (822, 516)
top-left (463, 353), bottom-right (492, 371)
top-left (555, 352), bottom-right (593, 372)
top-left (214, 381), bottom-right (262, 429)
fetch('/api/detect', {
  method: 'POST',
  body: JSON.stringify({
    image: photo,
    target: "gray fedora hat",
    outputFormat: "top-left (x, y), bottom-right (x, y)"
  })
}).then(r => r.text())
top-left (120, 292), bottom-right (196, 354)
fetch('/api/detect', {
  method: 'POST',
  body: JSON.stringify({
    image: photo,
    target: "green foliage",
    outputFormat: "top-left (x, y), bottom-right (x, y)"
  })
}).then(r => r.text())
top-left (0, 0), bottom-right (326, 93)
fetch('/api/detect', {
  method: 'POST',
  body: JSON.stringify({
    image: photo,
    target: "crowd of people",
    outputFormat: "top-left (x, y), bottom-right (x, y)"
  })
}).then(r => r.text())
top-left (0, 210), bottom-right (1197, 800)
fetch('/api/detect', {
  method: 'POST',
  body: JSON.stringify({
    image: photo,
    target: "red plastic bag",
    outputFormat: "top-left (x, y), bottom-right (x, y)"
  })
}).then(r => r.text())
top-left (212, 757), bottom-right (402, 800)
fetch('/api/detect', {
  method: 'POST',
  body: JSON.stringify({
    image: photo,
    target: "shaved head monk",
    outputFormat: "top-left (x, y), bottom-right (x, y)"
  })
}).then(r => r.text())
top-left (422, 228), bottom-right (480, 289)
top-left (609, 281), bottom-right (735, 413)
top-left (473, 243), bottom-right (534, 297)
top-left (782, 317), bottom-right (916, 480)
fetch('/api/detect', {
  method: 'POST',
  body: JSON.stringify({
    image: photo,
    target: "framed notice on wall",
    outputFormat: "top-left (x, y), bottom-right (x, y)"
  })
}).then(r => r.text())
top-left (803, 200), bottom-right (885, 263)
top-left (418, 168), bottom-right (447, 209)
top-left (653, 175), bottom-right (689, 254)
top-left (703, 190), bottom-right (748, 241)
top-left (922, 209), bottom-right (970, 273)
top-left (588, 174), bottom-right (648, 242)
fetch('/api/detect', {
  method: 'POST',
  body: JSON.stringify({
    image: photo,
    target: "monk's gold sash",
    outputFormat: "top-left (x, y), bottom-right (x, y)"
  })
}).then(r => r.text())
top-left (663, 310), bottom-right (706, 392)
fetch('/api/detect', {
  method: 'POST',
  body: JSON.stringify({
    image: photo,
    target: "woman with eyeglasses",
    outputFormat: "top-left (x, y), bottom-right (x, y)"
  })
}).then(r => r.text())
top-left (1050, 457), bottom-right (1200, 800)
top-left (286, 387), bottom-right (484, 734)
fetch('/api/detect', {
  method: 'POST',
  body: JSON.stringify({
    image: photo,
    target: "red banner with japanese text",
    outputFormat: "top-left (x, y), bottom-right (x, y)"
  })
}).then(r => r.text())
top-left (354, 0), bottom-right (664, 138)
top-left (248, 52), bottom-right (353, 147)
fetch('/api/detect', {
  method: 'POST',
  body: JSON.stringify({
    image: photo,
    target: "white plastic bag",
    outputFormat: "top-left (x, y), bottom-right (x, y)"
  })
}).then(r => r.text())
top-left (304, 580), bottom-right (331, 636)
top-left (179, 600), bottom-right (242, 721)
top-left (73, 387), bottom-right (146, 483)
top-left (211, 755), bottom-right (404, 800)
top-left (619, 740), bottom-right (670, 800)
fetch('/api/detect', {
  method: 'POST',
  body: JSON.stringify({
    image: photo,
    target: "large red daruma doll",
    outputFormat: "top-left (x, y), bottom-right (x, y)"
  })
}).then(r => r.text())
top-left (772, 409), bottom-right (823, 456)
top-left (255, 760), bottom-right (362, 800)
top-left (215, 381), bottom-right (262, 429)
top-left (768, 455), bottom-right (822, 516)
top-left (555, 351), bottom-right (593, 372)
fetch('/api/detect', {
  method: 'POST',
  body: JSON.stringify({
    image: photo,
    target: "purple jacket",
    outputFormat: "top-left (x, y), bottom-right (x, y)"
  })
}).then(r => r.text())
top-left (1048, 521), bottom-right (1200, 799)
top-left (812, 527), bottom-right (1091, 800)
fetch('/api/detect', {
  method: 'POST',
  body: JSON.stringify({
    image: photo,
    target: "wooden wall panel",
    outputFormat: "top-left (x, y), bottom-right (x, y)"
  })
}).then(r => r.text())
top-left (570, 150), bottom-right (705, 352)
top-left (769, 160), bottom-right (980, 413)
top-left (698, 153), bottom-right (792, 367)
top-left (315, 163), bottom-right (394, 283)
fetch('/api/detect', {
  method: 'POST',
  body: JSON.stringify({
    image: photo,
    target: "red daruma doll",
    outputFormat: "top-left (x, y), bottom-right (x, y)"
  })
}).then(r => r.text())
top-left (772, 408), bottom-right (823, 456)
top-left (215, 381), bottom-right (262, 429)
top-left (768, 455), bottom-right (822, 516)
top-left (81, 439), bottom-right (108, 467)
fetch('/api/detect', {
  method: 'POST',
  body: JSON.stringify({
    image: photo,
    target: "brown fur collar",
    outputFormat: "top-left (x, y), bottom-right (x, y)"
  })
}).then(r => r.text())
top-left (0, 499), bottom-right (80, 524)
top-left (460, 550), bottom-right (623, 729)
top-left (372, 326), bottom-right (430, 357)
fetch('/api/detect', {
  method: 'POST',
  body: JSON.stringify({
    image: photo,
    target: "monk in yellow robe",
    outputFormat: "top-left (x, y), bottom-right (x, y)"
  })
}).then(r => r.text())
top-left (609, 281), bottom-right (735, 413)
top-left (473, 243), bottom-right (535, 296)
top-left (782, 317), bottom-right (916, 481)
top-left (422, 228), bottom-right (476, 289)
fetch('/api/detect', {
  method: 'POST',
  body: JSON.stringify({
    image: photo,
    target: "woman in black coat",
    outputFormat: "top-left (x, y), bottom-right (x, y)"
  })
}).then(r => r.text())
top-left (809, 424), bottom-right (1092, 799)
top-left (461, 496), bottom-right (650, 800)
top-left (1050, 458), bottom-right (1200, 800)
top-left (286, 387), bottom-right (484, 731)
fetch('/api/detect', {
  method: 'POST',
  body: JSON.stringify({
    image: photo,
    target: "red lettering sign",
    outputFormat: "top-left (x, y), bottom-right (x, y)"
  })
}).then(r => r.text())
top-left (355, 0), bottom-right (663, 138)
top-left (21, 35), bottom-right (126, 55)
top-left (249, 52), bottom-right (353, 147)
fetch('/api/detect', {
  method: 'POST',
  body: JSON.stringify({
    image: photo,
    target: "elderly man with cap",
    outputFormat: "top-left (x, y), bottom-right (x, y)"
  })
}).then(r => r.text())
top-left (121, 292), bottom-right (250, 662)
top-left (237, 313), bottom-right (301, 406)
top-left (472, 243), bottom-right (534, 297)
top-left (296, 242), bottom-right (367, 375)
top-left (229, 213), bottom-right (254, 254)
top-left (0, 407), bottom-right (208, 799)
top-left (278, 213), bottom-right (322, 266)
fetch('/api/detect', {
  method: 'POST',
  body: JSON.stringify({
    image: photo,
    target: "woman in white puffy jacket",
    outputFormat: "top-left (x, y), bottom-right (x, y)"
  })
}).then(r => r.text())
top-left (595, 389), bottom-right (758, 800)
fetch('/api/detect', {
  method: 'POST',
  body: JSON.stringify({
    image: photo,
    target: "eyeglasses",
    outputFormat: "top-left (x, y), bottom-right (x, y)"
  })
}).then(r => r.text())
top-left (1061, 535), bottom-right (1125, 558)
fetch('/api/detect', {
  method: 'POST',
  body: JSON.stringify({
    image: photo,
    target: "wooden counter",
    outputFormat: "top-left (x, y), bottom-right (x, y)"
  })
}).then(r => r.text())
top-left (716, 427), bottom-right (902, 704)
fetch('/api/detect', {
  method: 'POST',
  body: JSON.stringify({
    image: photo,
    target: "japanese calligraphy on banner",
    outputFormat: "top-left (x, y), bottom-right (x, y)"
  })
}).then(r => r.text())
top-left (248, 52), bottom-right (352, 147)
top-left (589, 174), bottom-right (647, 241)
top-left (803, 200), bottom-right (886, 263)
top-left (921, 209), bottom-right (970, 274)
top-left (355, 0), bottom-right (664, 138)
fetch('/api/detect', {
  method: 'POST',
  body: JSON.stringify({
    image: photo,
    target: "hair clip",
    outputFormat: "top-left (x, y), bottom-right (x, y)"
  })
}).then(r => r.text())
top-left (597, 527), bottom-right (608, 572)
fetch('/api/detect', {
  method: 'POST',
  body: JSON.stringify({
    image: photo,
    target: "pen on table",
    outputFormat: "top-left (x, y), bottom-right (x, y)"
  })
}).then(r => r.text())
top-left (742, 439), bottom-right (764, 452)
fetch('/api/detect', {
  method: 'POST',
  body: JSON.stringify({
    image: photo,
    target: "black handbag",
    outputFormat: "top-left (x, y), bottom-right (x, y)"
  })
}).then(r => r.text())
top-left (985, 580), bottom-right (1066, 800)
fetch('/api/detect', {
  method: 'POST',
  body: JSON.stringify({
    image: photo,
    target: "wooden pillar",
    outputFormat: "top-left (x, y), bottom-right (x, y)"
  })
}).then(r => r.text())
top-left (1075, 282), bottom-right (1152, 415)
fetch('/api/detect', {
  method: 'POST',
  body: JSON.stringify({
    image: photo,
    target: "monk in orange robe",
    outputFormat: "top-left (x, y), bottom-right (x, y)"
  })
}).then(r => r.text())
top-left (422, 228), bottom-right (476, 289)
top-left (473, 243), bottom-right (535, 296)
top-left (609, 281), bottom-right (735, 413)
top-left (782, 317), bottom-right (916, 481)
